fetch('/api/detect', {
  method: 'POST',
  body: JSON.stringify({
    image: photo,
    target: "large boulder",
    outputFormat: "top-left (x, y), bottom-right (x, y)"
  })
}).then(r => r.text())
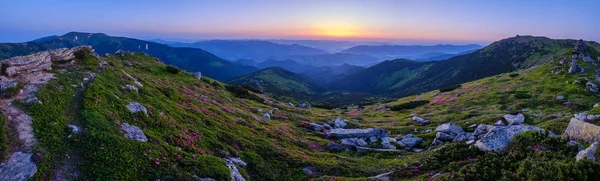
top-left (474, 124), bottom-right (491, 136)
top-left (568, 59), bottom-right (584, 74)
top-left (324, 128), bottom-right (388, 139)
top-left (562, 118), bottom-right (600, 143)
top-left (121, 123), bottom-right (148, 142)
top-left (575, 39), bottom-right (588, 52)
top-left (475, 125), bottom-right (549, 152)
top-left (341, 138), bottom-right (358, 147)
top-left (0, 152), bottom-right (37, 181)
top-left (576, 142), bottom-right (599, 161)
top-left (503, 113), bottom-right (525, 125)
top-left (435, 123), bottom-right (464, 135)
top-left (2, 51), bottom-right (52, 77)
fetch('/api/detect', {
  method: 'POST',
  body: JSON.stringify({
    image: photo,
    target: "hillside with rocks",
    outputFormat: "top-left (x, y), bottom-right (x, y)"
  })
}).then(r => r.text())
top-left (0, 37), bottom-right (599, 181)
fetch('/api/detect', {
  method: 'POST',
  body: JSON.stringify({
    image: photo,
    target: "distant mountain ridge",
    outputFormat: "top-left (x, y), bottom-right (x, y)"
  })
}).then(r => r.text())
top-left (0, 32), bottom-right (257, 80)
top-left (341, 44), bottom-right (483, 61)
top-left (168, 40), bottom-right (328, 62)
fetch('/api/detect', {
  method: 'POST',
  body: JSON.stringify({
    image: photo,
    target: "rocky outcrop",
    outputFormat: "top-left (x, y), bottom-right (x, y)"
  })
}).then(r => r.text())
top-left (587, 82), bottom-right (599, 92)
top-left (562, 118), bottom-right (600, 143)
top-left (127, 102), bottom-right (148, 115)
top-left (435, 123), bottom-right (464, 135)
top-left (399, 134), bottom-right (423, 148)
top-left (121, 84), bottom-right (138, 93)
top-left (324, 128), bottom-right (388, 139)
top-left (575, 39), bottom-right (588, 52)
top-left (0, 152), bottom-right (37, 181)
top-left (192, 72), bottom-right (202, 80)
top-left (223, 158), bottom-right (246, 181)
top-left (569, 59), bottom-right (584, 74)
top-left (369, 172), bottom-right (392, 181)
top-left (262, 113), bottom-right (270, 120)
top-left (121, 123), bottom-right (148, 142)
top-left (121, 70), bottom-right (143, 87)
top-left (1, 46), bottom-right (93, 77)
top-left (576, 142), bottom-right (598, 161)
top-left (475, 124), bottom-right (549, 152)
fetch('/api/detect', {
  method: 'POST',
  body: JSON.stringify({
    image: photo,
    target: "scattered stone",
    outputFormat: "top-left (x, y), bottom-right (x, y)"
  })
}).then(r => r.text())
top-left (298, 103), bottom-right (311, 108)
top-left (576, 142), bottom-right (599, 161)
top-left (369, 136), bottom-right (378, 143)
top-left (121, 123), bottom-right (148, 142)
top-left (0, 152), bottom-right (37, 181)
top-left (356, 147), bottom-right (403, 153)
top-left (377, 105), bottom-right (387, 110)
top-left (126, 102), bottom-right (148, 115)
top-left (124, 62), bottom-right (133, 67)
top-left (121, 84), bottom-right (138, 93)
top-left (67, 124), bottom-right (81, 134)
top-left (568, 59), bottom-right (584, 74)
top-left (223, 158), bottom-right (246, 181)
top-left (574, 111), bottom-right (588, 122)
top-left (357, 138), bottom-right (368, 147)
top-left (369, 172), bottom-right (392, 181)
top-left (575, 39), bottom-right (588, 52)
top-left (262, 113), bottom-right (270, 120)
top-left (562, 118), bottom-right (600, 143)
top-left (308, 123), bottom-right (324, 132)
top-left (475, 124), bottom-right (549, 152)
top-left (469, 124), bottom-right (478, 129)
top-left (556, 95), bottom-right (564, 100)
top-left (587, 82), bottom-right (599, 92)
top-left (330, 117), bottom-right (348, 129)
top-left (324, 128), bottom-right (388, 139)
top-left (192, 72), bottom-right (202, 80)
top-left (474, 124), bottom-right (491, 136)
top-left (435, 123), bottom-right (464, 135)
top-left (121, 70), bottom-right (143, 87)
top-left (302, 167), bottom-right (318, 176)
top-left (412, 116), bottom-right (430, 124)
top-left (503, 113), bottom-right (525, 125)
top-left (0, 81), bottom-right (17, 91)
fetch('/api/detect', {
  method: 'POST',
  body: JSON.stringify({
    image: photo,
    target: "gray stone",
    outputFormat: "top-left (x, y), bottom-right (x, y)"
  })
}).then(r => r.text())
top-left (121, 84), bottom-right (138, 93)
top-left (568, 59), bottom-right (584, 74)
top-left (324, 128), bottom-right (388, 139)
top-left (474, 124), bottom-right (491, 136)
top-left (475, 125), bottom-right (549, 152)
top-left (341, 138), bottom-right (358, 147)
top-left (0, 152), bottom-right (37, 181)
top-left (322, 124), bottom-right (332, 130)
top-left (369, 136), bottom-right (378, 143)
top-left (493, 120), bottom-right (506, 126)
top-left (121, 123), bottom-right (148, 142)
top-left (223, 158), bottom-right (246, 181)
top-left (329, 116), bottom-right (348, 128)
top-left (127, 102), bottom-right (148, 115)
top-left (587, 82), bottom-right (599, 92)
top-left (356, 147), bottom-right (403, 153)
top-left (435, 123), bottom-right (464, 135)
top-left (400, 134), bottom-right (423, 148)
top-left (192, 72), bottom-right (202, 80)
top-left (309, 123), bottom-right (324, 132)
top-left (503, 113), bottom-right (525, 125)
top-left (411, 148), bottom-right (425, 153)
top-left (67, 124), bottom-right (81, 134)
top-left (562, 118), bottom-right (600, 143)
top-left (229, 157), bottom-right (247, 167)
top-left (435, 131), bottom-right (456, 141)
top-left (412, 116), bottom-right (430, 124)
top-left (574, 111), bottom-right (588, 122)
top-left (556, 95), bottom-right (565, 100)
top-left (587, 114), bottom-right (600, 122)
top-left (0, 81), bottom-right (17, 91)
top-left (453, 132), bottom-right (475, 142)
top-left (357, 138), bottom-right (368, 147)
top-left (576, 142), bottom-right (599, 161)
top-left (298, 103), bottom-right (311, 108)
top-left (262, 113), bottom-right (270, 120)
top-left (369, 172), bottom-right (392, 181)
top-left (302, 167), bottom-right (318, 176)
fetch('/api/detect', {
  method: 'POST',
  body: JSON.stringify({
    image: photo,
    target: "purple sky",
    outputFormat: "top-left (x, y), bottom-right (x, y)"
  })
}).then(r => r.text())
top-left (1, 0), bottom-right (598, 44)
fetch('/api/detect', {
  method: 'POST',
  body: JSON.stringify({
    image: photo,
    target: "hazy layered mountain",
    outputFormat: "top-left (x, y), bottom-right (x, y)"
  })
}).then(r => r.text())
top-left (168, 40), bottom-right (328, 62)
top-left (414, 49), bottom-right (479, 61)
top-left (331, 36), bottom-right (584, 97)
top-left (279, 53), bottom-right (379, 67)
top-left (341, 44), bottom-right (483, 61)
top-left (267, 39), bottom-right (383, 53)
top-left (0, 32), bottom-right (257, 80)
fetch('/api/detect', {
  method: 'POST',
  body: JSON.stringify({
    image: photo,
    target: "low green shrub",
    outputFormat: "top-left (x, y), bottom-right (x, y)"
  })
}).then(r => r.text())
top-left (226, 85), bottom-right (264, 102)
top-left (439, 84), bottom-right (462, 92)
top-left (165, 65), bottom-right (180, 74)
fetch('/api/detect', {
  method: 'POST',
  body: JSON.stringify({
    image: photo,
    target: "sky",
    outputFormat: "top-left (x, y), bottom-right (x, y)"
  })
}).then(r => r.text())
top-left (0, 0), bottom-right (599, 44)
